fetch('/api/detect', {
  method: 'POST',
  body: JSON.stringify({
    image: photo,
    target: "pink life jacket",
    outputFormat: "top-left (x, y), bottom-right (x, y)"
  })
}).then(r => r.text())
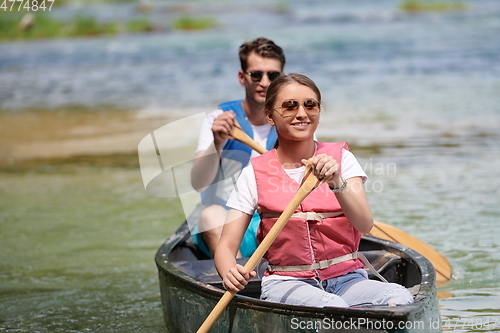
top-left (252, 142), bottom-right (364, 280)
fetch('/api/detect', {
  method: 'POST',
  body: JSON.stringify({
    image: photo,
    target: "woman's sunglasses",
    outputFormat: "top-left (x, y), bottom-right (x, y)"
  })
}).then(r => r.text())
top-left (274, 99), bottom-right (321, 118)
top-left (245, 71), bottom-right (281, 83)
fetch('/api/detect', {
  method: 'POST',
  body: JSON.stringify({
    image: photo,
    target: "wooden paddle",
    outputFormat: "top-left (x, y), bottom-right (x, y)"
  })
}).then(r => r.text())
top-left (220, 120), bottom-right (267, 154)
top-left (218, 129), bottom-right (453, 282)
top-left (367, 221), bottom-right (452, 282)
top-left (196, 160), bottom-right (329, 333)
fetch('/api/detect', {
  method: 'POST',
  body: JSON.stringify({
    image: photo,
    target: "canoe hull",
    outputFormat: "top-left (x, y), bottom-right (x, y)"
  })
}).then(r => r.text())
top-left (156, 222), bottom-right (441, 333)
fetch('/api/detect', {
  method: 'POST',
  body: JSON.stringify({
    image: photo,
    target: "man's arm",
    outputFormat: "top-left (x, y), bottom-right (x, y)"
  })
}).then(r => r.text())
top-left (191, 149), bottom-right (221, 192)
top-left (191, 111), bottom-right (236, 191)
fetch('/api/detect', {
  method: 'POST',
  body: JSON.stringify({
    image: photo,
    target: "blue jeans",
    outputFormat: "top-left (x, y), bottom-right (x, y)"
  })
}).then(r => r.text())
top-left (260, 269), bottom-right (413, 308)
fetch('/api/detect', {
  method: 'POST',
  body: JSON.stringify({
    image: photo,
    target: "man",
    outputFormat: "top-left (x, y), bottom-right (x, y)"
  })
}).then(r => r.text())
top-left (190, 37), bottom-right (286, 258)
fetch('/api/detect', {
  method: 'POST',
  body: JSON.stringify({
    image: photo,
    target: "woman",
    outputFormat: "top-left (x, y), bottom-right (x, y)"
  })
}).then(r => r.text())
top-left (214, 73), bottom-right (413, 307)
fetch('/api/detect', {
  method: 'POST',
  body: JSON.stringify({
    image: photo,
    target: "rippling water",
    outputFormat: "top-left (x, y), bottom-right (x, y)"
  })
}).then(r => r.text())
top-left (1, 0), bottom-right (499, 332)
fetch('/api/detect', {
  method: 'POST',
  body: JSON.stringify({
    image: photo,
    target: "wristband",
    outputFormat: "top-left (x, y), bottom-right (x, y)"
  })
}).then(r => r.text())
top-left (329, 177), bottom-right (347, 193)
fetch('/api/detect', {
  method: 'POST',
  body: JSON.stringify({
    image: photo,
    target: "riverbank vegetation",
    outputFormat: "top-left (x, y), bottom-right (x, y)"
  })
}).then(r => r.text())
top-left (400, 0), bottom-right (468, 12)
top-left (171, 16), bottom-right (217, 31)
top-left (0, 9), bottom-right (217, 41)
top-left (0, 0), bottom-right (469, 42)
top-left (0, 13), bottom-right (154, 41)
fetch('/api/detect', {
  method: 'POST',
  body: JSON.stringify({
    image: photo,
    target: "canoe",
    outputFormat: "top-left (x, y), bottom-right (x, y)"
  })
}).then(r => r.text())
top-left (155, 221), bottom-right (441, 332)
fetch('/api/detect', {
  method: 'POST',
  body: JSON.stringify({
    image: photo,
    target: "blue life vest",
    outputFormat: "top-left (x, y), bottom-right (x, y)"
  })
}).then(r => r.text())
top-left (200, 100), bottom-right (277, 207)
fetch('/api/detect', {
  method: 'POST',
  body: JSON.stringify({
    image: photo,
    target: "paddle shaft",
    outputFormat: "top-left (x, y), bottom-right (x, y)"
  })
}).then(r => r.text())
top-left (220, 122), bottom-right (267, 155)
top-left (224, 125), bottom-right (453, 282)
top-left (200, 126), bottom-right (452, 331)
top-left (196, 165), bottom-right (326, 333)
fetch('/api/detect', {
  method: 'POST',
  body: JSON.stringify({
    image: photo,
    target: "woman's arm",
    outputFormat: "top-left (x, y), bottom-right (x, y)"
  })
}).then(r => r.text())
top-left (214, 209), bottom-right (256, 292)
top-left (333, 176), bottom-right (373, 234)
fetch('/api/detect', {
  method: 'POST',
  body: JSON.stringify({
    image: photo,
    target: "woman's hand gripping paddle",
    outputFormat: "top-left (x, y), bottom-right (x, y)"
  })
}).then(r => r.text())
top-left (220, 120), bottom-right (267, 154)
top-left (196, 160), bottom-right (329, 333)
top-left (219, 125), bottom-right (452, 283)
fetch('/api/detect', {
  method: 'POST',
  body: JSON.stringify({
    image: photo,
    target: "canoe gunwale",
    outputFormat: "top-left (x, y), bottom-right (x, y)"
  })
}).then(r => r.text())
top-left (155, 222), bottom-right (437, 320)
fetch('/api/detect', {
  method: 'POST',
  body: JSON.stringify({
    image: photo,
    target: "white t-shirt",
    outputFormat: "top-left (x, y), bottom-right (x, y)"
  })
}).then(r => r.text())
top-left (196, 109), bottom-right (272, 158)
top-left (226, 148), bottom-right (367, 216)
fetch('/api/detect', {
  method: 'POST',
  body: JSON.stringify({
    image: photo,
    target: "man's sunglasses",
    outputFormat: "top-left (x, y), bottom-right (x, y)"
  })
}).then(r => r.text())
top-left (274, 99), bottom-right (321, 118)
top-left (245, 71), bottom-right (282, 83)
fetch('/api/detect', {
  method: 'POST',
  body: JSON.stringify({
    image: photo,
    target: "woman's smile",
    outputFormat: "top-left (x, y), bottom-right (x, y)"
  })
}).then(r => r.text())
top-left (269, 82), bottom-right (319, 140)
top-left (291, 121), bottom-right (311, 128)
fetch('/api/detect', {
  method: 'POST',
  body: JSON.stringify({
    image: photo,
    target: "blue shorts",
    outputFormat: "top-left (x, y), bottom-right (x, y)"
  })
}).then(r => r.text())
top-left (192, 211), bottom-right (260, 258)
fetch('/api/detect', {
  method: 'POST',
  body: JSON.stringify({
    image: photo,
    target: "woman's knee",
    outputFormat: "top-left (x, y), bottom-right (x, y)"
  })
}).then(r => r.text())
top-left (383, 283), bottom-right (414, 305)
top-left (340, 280), bottom-right (413, 306)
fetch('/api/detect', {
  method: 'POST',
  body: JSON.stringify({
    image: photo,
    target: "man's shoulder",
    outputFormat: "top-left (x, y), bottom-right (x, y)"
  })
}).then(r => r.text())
top-left (218, 99), bottom-right (243, 109)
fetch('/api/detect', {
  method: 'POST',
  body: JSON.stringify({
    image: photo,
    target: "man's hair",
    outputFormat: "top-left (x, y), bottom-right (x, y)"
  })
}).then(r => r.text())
top-left (238, 37), bottom-right (286, 71)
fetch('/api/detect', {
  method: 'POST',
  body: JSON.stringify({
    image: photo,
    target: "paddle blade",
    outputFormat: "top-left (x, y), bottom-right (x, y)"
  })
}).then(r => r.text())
top-left (368, 221), bottom-right (452, 282)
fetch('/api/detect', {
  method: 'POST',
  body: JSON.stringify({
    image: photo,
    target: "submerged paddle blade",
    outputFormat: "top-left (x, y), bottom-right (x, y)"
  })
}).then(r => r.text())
top-left (368, 221), bottom-right (452, 282)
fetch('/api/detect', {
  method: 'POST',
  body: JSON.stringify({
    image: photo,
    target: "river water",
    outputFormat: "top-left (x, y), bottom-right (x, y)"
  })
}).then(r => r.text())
top-left (1, 0), bottom-right (499, 332)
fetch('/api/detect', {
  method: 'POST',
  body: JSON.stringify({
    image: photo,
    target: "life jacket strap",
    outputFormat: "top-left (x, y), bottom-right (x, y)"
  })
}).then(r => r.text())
top-left (262, 211), bottom-right (343, 222)
top-left (267, 252), bottom-right (389, 283)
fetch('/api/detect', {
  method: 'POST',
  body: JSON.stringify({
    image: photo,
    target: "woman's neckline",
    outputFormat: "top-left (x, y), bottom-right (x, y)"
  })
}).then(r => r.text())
top-left (275, 141), bottom-right (318, 170)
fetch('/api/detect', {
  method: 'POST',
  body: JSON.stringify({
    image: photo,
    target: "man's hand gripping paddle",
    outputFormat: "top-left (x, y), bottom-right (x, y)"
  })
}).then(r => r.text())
top-left (220, 120), bottom-right (267, 155)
